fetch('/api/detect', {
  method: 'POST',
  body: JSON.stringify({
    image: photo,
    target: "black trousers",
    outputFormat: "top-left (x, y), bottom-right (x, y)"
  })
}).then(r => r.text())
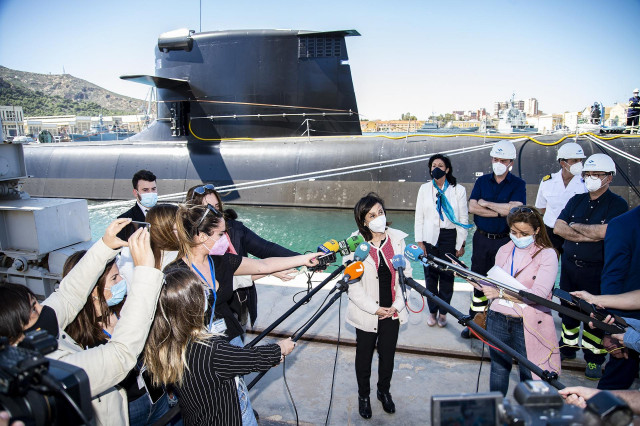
top-left (469, 232), bottom-right (510, 316)
top-left (627, 114), bottom-right (639, 127)
top-left (545, 224), bottom-right (564, 256)
top-left (424, 229), bottom-right (457, 314)
top-left (355, 318), bottom-right (400, 397)
top-left (598, 350), bottom-right (640, 390)
top-left (558, 254), bottom-right (606, 364)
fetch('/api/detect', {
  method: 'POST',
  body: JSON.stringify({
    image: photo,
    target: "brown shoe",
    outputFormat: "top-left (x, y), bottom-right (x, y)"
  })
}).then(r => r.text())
top-left (437, 315), bottom-right (447, 327)
top-left (427, 313), bottom-right (437, 327)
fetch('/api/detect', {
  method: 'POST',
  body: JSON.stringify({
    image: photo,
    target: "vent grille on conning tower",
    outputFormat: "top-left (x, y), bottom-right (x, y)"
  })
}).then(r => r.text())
top-left (298, 36), bottom-right (342, 58)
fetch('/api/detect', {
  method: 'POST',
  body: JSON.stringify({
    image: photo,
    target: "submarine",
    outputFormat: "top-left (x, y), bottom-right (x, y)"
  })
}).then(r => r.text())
top-left (22, 28), bottom-right (640, 209)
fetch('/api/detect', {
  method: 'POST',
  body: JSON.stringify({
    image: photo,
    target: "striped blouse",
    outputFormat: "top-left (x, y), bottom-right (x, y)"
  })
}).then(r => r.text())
top-left (178, 336), bottom-right (281, 426)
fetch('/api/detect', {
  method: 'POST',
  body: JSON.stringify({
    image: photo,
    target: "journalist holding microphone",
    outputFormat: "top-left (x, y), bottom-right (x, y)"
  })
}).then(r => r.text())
top-left (0, 219), bottom-right (164, 426)
top-left (345, 192), bottom-right (410, 419)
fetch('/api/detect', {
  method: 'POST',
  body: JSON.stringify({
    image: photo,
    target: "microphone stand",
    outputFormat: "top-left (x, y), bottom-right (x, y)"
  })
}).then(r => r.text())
top-left (402, 276), bottom-right (565, 390)
top-left (423, 254), bottom-right (623, 334)
top-left (247, 278), bottom-right (352, 390)
top-left (245, 263), bottom-right (347, 349)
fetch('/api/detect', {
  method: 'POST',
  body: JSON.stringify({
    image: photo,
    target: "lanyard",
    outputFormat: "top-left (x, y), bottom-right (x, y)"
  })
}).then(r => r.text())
top-left (192, 256), bottom-right (217, 330)
top-left (510, 246), bottom-right (518, 277)
top-left (102, 329), bottom-right (112, 339)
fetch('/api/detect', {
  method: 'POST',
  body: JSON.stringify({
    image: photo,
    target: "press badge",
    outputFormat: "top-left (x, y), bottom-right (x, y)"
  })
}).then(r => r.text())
top-left (212, 318), bottom-right (227, 334)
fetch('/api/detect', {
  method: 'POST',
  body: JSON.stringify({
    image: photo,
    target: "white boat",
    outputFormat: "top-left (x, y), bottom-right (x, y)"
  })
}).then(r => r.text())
top-left (497, 94), bottom-right (538, 134)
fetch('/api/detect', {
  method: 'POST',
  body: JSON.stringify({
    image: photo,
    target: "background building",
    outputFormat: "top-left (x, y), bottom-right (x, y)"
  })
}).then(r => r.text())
top-left (0, 106), bottom-right (24, 138)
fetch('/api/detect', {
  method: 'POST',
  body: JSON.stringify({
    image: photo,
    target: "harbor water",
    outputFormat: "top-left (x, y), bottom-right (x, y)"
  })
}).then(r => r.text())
top-left (88, 202), bottom-right (477, 281)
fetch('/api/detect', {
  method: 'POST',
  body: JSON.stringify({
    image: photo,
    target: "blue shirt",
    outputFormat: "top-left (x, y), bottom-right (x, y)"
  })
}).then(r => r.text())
top-left (600, 206), bottom-right (640, 318)
top-left (557, 190), bottom-right (628, 263)
top-left (469, 172), bottom-right (526, 234)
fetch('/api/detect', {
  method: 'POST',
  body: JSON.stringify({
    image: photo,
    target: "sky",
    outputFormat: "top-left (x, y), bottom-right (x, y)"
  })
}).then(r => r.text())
top-left (1, 0), bottom-right (639, 120)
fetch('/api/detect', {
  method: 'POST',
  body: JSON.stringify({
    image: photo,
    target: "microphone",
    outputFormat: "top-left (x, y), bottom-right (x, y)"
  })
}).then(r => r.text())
top-left (391, 254), bottom-right (408, 296)
top-left (338, 235), bottom-right (365, 256)
top-left (317, 239), bottom-right (340, 254)
top-left (404, 244), bottom-right (429, 264)
top-left (353, 241), bottom-right (370, 262)
top-left (330, 261), bottom-right (365, 293)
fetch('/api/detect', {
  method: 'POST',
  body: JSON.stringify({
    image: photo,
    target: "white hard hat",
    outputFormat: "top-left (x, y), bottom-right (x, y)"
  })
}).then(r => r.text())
top-left (583, 153), bottom-right (616, 175)
top-left (557, 142), bottom-right (586, 160)
top-left (490, 140), bottom-right (517, 160)
top-left (634, 88), bottom-right (639, 93)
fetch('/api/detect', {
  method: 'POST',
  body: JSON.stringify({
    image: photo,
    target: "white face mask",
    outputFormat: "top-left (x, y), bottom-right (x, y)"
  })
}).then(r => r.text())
top-left (139, 192), bottom-right (158, 208)
top-left (585, 176), bottom-right (604, 192)
top-left (568, 162), bottom-right (583, 176)
top-left (367, 215), bottom-right (387, 233)
top-left (492, 162), bottom-right (508, 176)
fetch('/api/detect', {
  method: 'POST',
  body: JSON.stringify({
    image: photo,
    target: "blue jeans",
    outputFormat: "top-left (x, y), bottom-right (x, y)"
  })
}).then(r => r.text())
top-left (229, 335), bottom-right (258, 426)
top-left (128, 392), bottom-right (170, 426)
top-left (487, 310), bottom-right (531, 397)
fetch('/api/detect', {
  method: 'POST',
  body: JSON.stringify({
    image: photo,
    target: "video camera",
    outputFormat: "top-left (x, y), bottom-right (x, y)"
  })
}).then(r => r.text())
top-left (431, 381), bottom-right (632, 426)
top-left (0, 330), bottom-right (93, 425)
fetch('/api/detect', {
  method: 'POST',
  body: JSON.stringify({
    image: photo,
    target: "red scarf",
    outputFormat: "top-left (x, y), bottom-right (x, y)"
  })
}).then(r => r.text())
top-left (368, 237), bottom-right (397, 306)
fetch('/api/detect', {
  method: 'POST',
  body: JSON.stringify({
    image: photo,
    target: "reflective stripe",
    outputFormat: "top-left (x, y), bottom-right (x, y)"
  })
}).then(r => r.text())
top-left (472, 295), bottom-right (487, 303)
top-left (582, 329), bottom-right (603, 345)
top-left (582, 340), bottom-right (607, 354)
top-left (470, 306), bottom-right (487, 312)
top-left (562, 335), bottom-right (579, 346)
top-left (562, 323), bottom-right (580, 336)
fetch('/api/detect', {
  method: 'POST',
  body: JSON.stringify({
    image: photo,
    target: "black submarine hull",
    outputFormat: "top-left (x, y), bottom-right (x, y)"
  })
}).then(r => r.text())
top-left (22, 125), bottom-right (640, 210)
top-left (21, 29), bottom-right (640, 209)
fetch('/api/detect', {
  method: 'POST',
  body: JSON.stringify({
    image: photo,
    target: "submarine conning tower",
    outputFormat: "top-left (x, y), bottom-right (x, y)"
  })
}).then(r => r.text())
top-left (123, 28), bottom-right (362, 141)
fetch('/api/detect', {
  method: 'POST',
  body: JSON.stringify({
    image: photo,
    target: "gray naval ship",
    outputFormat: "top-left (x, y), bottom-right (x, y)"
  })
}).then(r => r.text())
top-left (21, 28), bottom-right (640, 209)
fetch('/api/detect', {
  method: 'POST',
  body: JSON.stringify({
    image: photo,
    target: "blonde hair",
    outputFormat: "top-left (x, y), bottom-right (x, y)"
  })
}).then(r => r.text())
top-left (143, 269), bottom-right (215, 386)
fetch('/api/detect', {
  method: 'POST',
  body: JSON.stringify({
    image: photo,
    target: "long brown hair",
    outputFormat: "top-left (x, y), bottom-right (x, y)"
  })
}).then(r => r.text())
top-left (147, 203), bottom-right (179, 269)
top-left (173, 204), bottom-right (224, 260)
top-left (144, 269), bottom-right (213, 386)
top-left (185, 184), bottom-right (224, 210)
top-left (64, 251), bottom-right (122, 348)
top-left (507, 206), bottom-right (556, 254)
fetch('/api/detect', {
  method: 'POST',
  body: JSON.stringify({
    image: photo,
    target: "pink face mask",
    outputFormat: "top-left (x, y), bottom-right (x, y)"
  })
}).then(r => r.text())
top-left (203, 235), bottom-right (230, 256)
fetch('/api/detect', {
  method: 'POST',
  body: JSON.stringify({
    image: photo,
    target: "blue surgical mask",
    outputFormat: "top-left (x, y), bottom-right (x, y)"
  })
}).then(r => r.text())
top-left (106, 279), bottom-right (127, 306)
top-left (139, 192), bottom-right (158, 208)
top-left (510, 234), bottom-right (535, 249)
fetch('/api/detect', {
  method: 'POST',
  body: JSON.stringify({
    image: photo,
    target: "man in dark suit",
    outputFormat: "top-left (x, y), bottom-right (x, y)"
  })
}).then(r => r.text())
top-left (116, 170), bottom-right (158, 240)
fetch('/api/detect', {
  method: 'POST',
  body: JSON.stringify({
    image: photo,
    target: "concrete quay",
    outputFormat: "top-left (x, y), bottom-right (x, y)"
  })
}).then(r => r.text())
top-left (245, 273), bottom-right (611, 425)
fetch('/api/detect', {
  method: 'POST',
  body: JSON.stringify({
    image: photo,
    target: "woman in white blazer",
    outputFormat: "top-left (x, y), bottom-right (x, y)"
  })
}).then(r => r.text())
top-left (414, 154), bottom-right (471, 327)
top-left (345, 193), bottom-right (410, 420)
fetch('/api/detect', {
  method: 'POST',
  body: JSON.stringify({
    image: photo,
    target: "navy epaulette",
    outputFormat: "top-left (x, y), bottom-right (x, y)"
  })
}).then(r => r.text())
top-left (542, 174), bottom-right (552, 182)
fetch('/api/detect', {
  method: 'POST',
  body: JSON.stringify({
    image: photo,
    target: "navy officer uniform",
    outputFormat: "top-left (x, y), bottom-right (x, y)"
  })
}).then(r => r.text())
top-left (467, 171), bottom-right (526, 317)
top-left (535, 171), bottom-right (586, 254)
top-left (557, 189), bottom-right (628, 367)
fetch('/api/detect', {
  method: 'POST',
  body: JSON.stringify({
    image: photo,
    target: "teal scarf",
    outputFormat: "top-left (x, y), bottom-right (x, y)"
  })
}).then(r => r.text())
top-left (433, 179), bottom-right (474, 229)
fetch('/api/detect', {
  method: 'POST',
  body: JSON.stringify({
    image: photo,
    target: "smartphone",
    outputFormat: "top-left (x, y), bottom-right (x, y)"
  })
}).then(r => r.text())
top-left (130, 221), bottom-right (151, 232)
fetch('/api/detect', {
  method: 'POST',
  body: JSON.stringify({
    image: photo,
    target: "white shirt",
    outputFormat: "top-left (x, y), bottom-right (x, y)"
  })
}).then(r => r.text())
top-left (414, 181), bottom-right (469, 250)
top-left (535, 170), bottom-right (587, 228)
top-left (136, 200), bottom-right (149, 216)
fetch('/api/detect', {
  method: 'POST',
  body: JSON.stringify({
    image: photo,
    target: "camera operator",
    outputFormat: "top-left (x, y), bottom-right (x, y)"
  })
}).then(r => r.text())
top-left (0, 219), bottom-right (164, 426)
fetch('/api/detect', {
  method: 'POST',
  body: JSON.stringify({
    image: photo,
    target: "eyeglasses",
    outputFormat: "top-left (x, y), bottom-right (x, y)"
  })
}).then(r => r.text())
top-left (195, 203), bottom-right (223, 234)
top-left (509, 206), bottom-right (535, 215)
top-left (191, 184), bottom-right (216, 199)
top-left (582, 172), bottom-right (609, 179)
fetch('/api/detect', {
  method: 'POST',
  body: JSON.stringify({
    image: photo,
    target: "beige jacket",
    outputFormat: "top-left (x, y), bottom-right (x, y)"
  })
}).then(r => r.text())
top-left (344, 228), bottom-right (411, 333)
top-left (414, 181), bottom-right (469, 251)
top-left (44, 239), bottom-right (164, 426)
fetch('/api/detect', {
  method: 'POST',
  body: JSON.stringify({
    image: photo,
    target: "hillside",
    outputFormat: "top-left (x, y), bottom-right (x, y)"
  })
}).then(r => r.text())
top-left (0, 66), bottom-right (143, 116)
